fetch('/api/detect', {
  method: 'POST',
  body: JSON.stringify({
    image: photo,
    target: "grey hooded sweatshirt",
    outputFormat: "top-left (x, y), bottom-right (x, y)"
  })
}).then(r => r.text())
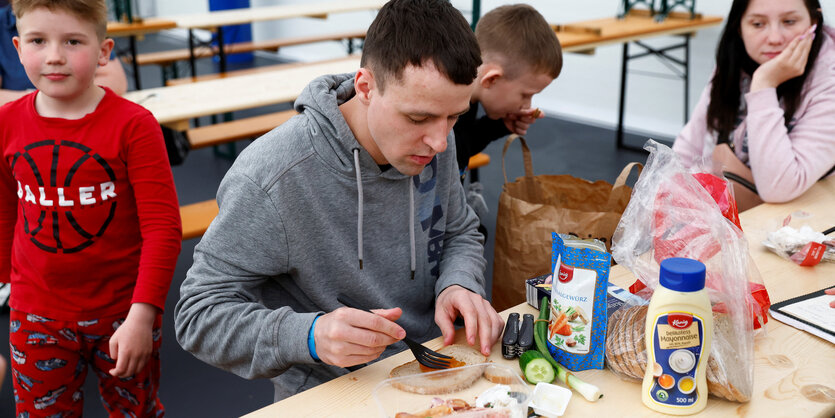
top-left (174, 73), bottom-right (487, 401)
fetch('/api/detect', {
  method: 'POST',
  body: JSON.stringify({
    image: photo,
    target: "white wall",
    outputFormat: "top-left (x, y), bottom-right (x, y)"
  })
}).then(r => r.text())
top-left (148, 0), bottom-right (835, 139)
top-left (249, 0), bottom-right (377, 60)
top-left (155, 0), bottom-right (208, 16)
top-left (134, 0), bottom-right (157, 18)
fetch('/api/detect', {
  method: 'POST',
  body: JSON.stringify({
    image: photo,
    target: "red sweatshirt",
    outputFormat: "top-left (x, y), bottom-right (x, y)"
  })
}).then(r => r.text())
top-left (0, 88), bottom-right (182, 320)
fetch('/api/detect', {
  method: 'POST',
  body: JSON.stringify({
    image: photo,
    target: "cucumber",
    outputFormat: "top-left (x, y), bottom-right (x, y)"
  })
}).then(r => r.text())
top-left (535, 297), bottom-right (560, 369)
top-left (518, 349), bottom-right (545, 371)
top-left (519, 350), bottom-right (555, 384)
top-left (535, 297), bottom-right (570, 383)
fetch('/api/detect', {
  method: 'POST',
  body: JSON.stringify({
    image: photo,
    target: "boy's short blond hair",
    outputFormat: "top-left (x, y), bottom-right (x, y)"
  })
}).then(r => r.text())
top-left (12, 0), bottom-right (108, 40)
top-left (475, 4), bottom-right (562, 80)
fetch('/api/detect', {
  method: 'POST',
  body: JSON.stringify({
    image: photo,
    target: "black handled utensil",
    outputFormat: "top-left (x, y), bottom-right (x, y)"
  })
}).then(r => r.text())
top-left (336, 295), bottom-right (452, 370)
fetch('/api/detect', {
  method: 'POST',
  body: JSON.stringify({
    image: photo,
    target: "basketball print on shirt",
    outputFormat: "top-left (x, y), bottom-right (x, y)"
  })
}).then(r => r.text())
top-left (12, 139), bottom-right (118, 254)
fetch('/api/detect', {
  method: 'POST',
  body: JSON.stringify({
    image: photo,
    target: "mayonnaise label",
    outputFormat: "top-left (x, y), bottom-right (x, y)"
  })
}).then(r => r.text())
top-left (647, 312), bottom-right (705, 407)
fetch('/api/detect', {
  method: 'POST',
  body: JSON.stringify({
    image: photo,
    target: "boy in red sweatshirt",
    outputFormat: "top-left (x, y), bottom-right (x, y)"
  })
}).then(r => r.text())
top-left (0, 0), bottom-right (181, 415)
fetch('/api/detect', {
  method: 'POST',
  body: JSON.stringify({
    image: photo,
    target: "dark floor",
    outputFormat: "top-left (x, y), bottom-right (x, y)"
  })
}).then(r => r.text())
top-left (0, 33), bottom-right (670, 417)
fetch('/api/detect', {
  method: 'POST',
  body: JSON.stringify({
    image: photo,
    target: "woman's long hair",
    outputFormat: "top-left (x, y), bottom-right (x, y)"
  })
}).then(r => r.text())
top-left (707, 0), bottom-right (825, 142)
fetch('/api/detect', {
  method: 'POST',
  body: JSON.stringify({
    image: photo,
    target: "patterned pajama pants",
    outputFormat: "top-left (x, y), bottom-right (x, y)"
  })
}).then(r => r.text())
top-left (9, 309), bottom-right (164, 417)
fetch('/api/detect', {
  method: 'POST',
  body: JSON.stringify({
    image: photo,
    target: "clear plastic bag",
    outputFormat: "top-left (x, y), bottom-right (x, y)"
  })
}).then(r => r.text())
top-left (606, 140), bottom-right (766, 402)
top-left (762, 219), bottom-right (835, 266)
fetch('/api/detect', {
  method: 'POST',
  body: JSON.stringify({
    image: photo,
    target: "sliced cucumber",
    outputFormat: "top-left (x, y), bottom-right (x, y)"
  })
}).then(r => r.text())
top-left (519, 350), bottom-right (555, 384)
top-left (519, 349), bottom-right (544, 371)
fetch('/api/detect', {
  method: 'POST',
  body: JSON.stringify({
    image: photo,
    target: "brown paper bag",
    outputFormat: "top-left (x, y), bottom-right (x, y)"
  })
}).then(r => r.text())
top-left (491, 135), bottom-right (641, 311)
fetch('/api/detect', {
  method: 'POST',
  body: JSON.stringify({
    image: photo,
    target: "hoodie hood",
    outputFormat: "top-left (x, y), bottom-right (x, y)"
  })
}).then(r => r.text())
top-left (817, 25), bottom-right (835, 69)
top-left (294, 72), bottom-right (411, 181)
top-left (293, 73), bottom-right (424, 275)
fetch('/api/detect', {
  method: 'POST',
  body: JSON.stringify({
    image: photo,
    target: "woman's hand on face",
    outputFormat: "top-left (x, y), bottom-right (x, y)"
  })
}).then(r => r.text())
top-left (750, 24), bottom-right (816, 92)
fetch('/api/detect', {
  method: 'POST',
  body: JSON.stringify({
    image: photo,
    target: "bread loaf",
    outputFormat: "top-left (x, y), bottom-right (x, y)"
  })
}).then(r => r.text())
top-left (605, 305), bottom-right (751, 402)
top-left (388, 345), bottom-right (487, 395)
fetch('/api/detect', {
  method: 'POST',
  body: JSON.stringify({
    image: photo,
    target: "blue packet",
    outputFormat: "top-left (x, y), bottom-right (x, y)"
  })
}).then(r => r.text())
top-left (546, 233), bottom-right (611, 370)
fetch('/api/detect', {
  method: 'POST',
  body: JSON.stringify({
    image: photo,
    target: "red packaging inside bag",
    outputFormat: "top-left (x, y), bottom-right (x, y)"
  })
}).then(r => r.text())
top-left (628, 172), bottom-right (770, 329)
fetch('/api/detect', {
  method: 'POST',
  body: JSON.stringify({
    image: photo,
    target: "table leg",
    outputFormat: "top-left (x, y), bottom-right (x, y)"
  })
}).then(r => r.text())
top-left (123, 0), bottom-right (134, 23)
top-left (129, 35), bottom-right (141, 90)
top-left (620, 0), bottom-right (656, 18)
top-left (188, 29), bottom-right (197, 79)
top-left (217, 27), bottom-right (227, 74)
top-left (617, 42), bottom-right (629, 149)
top-left (616, 35), bottom-right (692, 151)
top-left (190, 39), bottom-right (200, 128)
top-left (471, 0), bottom-right (481, 30)
top-left (683, 34), bottom-right (690, 123)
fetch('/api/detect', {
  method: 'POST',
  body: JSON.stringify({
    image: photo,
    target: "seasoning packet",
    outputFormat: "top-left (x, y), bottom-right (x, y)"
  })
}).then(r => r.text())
top-left (546, 233), bottom-right (611, 370)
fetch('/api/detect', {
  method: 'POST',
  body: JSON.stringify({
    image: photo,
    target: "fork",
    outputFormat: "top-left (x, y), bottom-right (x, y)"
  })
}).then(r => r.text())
top-left (336, 295), bottom-right (452, 370)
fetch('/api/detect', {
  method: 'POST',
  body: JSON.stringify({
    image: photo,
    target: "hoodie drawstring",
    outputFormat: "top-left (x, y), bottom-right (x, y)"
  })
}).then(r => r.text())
top-left (352, 148), bottom-right (416, 280)
top-left (353, 148), bottom-right (363, 269)
top-left (408, 179), bottom-right (415, 280)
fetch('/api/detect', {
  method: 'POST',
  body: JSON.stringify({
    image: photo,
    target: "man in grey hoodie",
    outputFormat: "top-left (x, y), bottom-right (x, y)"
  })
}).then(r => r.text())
top-left (175, 0), bottom-right (505, 402)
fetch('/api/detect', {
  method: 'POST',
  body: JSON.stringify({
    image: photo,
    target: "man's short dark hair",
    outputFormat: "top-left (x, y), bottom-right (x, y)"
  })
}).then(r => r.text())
top-left (361, 0), bottom-right (481, 91)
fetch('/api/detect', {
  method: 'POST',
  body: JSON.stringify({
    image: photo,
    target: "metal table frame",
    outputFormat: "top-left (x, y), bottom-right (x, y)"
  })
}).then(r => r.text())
top-left (617, 33), bottom-right (692, 150)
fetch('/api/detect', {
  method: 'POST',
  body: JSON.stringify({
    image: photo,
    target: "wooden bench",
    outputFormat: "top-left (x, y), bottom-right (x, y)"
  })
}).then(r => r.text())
top-left (167, 61), bottom-right (304, 86)
top-left (180, 199), bottom-right (219, 240)
top-left (467, 152), bottom-right (490, 182)
top-left (468, 153), bottom-right (490, 169)
top-left (125, 30), bottom-right (366, 68)
top-left (180, 153), bottom-right (491, 240)
top-left (186, 109), bottom-right (297, 149)
top-left (165, 55), bottom-right (356, 86)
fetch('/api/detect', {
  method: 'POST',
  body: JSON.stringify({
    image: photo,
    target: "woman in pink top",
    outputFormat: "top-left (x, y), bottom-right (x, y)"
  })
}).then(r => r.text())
top-left (673, 0), bottom-right (835, 206)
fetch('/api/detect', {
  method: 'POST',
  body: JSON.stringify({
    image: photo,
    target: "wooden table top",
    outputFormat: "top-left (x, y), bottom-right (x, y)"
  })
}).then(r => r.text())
top-left (556, 12), bottom-right (724, 54)
top-left (123, 55), bottom-right (360, 130)
top-left (106, 18), bottom-right (177, 37)
top-left (243, 178), bottom-right (835, 417)
top-left (165, 0), bottom-right (385, 30)
top-left (125, 12), bottom-right (722, 129)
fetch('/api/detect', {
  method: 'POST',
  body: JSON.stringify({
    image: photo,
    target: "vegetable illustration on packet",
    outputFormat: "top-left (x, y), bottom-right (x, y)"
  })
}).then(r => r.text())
top-left (547, 233), bottom-right (610, 370)
top-left (549, 298), bottom-right (590, 349)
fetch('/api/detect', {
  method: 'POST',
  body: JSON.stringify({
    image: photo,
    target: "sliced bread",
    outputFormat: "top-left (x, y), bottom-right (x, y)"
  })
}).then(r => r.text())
top-left (605, 306), bottom-right (752, 402)
top-left (707, 312), bottom-right (752, 402)
top-left (388, 345), bottom-right (487, 395)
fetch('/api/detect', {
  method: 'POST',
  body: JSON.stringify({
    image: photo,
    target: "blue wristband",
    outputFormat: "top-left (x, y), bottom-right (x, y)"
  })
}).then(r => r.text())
top-left (308, 315), bottom-right (321, 361)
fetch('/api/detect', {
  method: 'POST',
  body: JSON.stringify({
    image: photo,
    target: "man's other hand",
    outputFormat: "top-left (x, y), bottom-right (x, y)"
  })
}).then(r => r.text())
top-left (435, 285), bottom-right (503, 356)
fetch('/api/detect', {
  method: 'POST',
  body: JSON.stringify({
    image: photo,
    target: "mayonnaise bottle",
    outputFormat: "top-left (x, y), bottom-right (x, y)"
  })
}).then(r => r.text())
top-left (642, 258), bottom-right (713, 415)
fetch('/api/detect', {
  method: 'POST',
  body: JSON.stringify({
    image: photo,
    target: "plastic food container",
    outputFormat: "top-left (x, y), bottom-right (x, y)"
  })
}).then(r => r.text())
top-left (373, 363), bottom-right (530, 418)
top-left (529, 382), bottom-right (572, 418)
